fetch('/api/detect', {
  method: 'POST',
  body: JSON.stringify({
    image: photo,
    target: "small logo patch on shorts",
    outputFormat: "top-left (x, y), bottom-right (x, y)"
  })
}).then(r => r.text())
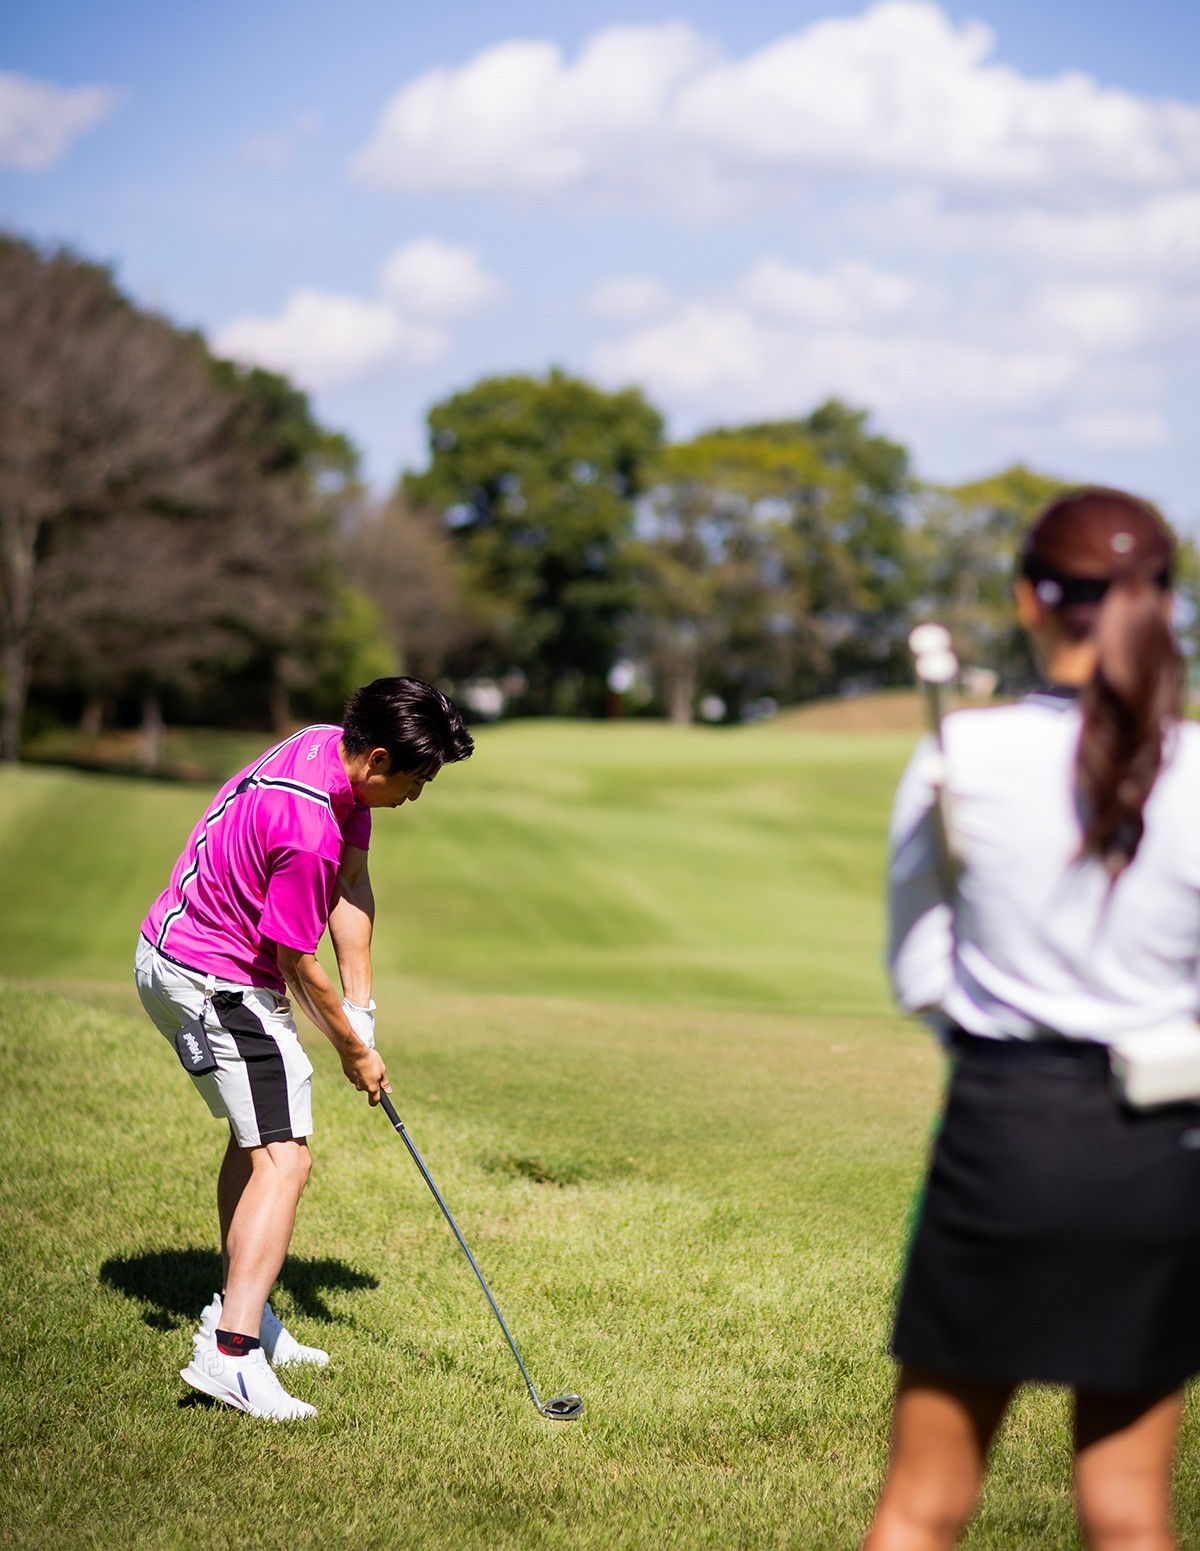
top-left (174, 1016), bottom-right (218, 1076)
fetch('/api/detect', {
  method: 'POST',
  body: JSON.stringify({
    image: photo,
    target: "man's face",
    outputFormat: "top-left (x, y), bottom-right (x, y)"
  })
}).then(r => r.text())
top-left (357, 750), bottom-right (436, 809)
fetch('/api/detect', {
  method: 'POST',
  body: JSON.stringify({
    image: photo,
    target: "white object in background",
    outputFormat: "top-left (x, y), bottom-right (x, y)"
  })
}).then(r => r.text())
top-left (607, 660), bottom-right (636, 695)
top-left (1109, 1020), bottom-right (1200, 1109)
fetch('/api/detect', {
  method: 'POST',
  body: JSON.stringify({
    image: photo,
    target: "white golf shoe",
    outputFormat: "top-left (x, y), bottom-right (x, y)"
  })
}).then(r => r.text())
top-left (180, 1345), bottom-right (317, 1421)
top-left (194, 1292), bottom-right (330, 1369)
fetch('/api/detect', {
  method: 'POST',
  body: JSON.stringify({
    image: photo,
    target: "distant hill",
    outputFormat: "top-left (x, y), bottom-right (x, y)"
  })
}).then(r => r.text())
top-left (772, 689), bottom-right (927, 733)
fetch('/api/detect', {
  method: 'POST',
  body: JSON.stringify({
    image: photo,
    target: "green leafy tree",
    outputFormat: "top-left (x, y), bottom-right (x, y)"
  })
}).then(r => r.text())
top-left (634, 402), bottom-right (913, 719)
top-left (206, 361), bottom-right (380, 731)
top-left (404, 369), bottom-right (663, 714)
top-left (910, 465), bottom-right (1067, 685)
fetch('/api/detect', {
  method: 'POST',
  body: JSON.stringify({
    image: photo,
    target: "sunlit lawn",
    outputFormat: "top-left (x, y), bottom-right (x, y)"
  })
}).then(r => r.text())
top-left (2, 718), bottom-right (1198, 1548)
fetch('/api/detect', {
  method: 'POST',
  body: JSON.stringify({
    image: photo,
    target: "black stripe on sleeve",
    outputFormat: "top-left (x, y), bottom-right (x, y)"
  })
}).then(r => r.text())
top-left (210, 991), bottom-right (297, 1144)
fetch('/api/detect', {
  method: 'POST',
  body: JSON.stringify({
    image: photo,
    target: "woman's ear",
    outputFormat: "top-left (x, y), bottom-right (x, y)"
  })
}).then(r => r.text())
top-left (1013, 576), bottom-right (1042, 631)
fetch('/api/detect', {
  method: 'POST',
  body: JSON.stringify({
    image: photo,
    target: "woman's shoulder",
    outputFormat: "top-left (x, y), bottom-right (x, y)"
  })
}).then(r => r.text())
top-left (944, 696), bottom-right (1077, 755)
top-left (1162, 719), bottom-right (1200, 780)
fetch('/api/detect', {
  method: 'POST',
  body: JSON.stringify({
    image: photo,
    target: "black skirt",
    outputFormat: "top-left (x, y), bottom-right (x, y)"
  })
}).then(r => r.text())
top-left (892, 1033), bottom-right (1200, 1393)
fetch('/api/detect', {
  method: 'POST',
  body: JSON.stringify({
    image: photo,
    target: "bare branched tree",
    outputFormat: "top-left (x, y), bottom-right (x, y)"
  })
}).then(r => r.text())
top-left (0, 236), bottom-right (239, 761)
top-left (34, 513), bottom-right (245, 768)
top-left (346, 497), bottom-right (482, 682)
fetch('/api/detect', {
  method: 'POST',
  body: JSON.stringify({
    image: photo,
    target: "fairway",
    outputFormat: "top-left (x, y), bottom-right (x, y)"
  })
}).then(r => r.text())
top-left (3, 719), bottom-right (1200, 1549)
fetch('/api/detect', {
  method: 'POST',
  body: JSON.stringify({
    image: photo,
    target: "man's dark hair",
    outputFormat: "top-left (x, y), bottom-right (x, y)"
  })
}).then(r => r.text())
top-left (342, 677), bottom-right (474, 776)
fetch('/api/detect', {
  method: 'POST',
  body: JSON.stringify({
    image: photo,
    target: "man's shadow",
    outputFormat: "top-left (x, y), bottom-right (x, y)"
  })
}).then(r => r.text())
top-left (100, 1247), bottom-right (378, 1331)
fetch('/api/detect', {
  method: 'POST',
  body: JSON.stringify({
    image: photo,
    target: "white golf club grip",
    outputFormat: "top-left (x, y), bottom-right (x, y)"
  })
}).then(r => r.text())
top-left (908, 623), bottom-right (951, 657)
top-left (916, 648), bottom-right (958, 687)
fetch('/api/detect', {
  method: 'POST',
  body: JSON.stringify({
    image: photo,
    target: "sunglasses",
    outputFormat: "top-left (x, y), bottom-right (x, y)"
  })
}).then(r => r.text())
top-left (1022, 565), bottom-right (1170, 608)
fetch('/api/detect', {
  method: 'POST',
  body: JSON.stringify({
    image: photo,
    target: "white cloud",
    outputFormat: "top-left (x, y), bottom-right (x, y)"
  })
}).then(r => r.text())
top-left (870, 187), bottom-right (1200, 281)
top-left (215, 289), bottom-right (446, 390)
top-left (0, 69), bottom-right (120, 171)
top-left (352, 23), bottom-right (708, 196)
top-left (740, 257), bottom-right (941, 327)
top-left (594, 301), bottom-right (1076, 421)
top-left (1062, 410), bottom-right (1168, 449)
top-left (586, 275), bottom-right (673, 321)
top-left (1018, 281), bottom-right (1159, 353)
top-left (587, 251), bottom-right (1200, 453)
top-left (350, 4), bottom-right (1200, 203)
top-left (236, 110), bottom-right (323, 170)
top-left (379, 237), bottom-right (500, 318)
top-left (214, 238), bottom-right (503, 389)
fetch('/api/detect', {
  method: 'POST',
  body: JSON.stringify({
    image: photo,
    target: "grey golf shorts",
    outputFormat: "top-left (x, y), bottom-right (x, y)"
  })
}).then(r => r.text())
top-left (135, 937), bottom-right (314, 1148)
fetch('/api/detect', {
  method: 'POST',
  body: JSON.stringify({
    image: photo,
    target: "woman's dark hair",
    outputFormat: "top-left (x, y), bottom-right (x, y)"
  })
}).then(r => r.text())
top-left (1020, 487), bottom-right (1181, 876)
top-left (342, 677), bottom-right (474, 776)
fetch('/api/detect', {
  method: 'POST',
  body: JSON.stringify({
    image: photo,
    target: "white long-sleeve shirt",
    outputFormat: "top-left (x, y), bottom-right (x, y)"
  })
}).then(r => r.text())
top-left (888, 691), bottom-right (1200, 1043)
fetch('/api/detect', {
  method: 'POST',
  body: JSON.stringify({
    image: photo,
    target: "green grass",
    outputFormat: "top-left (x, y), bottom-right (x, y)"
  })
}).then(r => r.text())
top-left (0, 720), bottom-right (904, 1012)
top-left (2, 719), bottom-right (1199, 1548)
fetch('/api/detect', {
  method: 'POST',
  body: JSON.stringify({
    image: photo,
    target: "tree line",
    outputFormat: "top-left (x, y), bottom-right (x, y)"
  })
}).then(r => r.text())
top-left (2, 235), bottom-right (1193, 766)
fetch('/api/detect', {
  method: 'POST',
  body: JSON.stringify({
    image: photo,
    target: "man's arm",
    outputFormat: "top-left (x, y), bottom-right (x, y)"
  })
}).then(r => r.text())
top-left (329, 844), bottom-right (373, 1007)
top-left (276, 943), bottom-right (390, 1104)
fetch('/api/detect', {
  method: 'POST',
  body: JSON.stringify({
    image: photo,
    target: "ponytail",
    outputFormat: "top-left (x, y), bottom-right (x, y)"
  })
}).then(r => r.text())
top-left (1075, 576), bottom-right (1182, 875)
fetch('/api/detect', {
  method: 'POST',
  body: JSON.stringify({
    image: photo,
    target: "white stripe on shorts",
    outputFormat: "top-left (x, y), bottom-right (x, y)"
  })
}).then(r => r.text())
top-left (134, 937), bottom-right (313, 1147)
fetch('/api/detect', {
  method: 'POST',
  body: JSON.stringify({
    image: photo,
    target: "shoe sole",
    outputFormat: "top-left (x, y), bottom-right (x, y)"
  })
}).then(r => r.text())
top-left (179, 1363), bottom-right (316, 1421)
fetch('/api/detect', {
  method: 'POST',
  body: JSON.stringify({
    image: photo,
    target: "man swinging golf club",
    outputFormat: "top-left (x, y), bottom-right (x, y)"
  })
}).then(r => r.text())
top-left (134, 677), bottom-right (474, 1420)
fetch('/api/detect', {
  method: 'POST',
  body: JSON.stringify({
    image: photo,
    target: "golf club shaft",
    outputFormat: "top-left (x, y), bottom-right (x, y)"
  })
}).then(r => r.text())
top-left (916, 671), bottom-right (959, 894)
top-left (378, 1092), bottom-right (542, 1408)
top-left (922, 677), bottom-right (947, 752)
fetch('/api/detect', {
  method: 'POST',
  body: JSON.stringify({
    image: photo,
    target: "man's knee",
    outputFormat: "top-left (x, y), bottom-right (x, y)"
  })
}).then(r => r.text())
top-left (255, 1139), bottom-right (312, 1192)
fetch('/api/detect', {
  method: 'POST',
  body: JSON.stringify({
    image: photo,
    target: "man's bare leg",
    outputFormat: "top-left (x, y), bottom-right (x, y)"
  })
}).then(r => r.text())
top-left (218, 1135), bottom-right (311, 1338)
top-left (217, 1129), bottom-right (252, 1290)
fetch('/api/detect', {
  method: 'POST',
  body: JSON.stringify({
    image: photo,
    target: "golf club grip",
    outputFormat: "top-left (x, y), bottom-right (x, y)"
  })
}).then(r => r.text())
top-left (922, 678), bottom-right (946, 749)
top-left (377, 1091), bottom-right (542, 1406)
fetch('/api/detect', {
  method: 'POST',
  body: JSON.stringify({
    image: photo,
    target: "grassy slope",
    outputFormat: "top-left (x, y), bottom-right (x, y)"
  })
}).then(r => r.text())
top-left (0, 720), bottom-right (909, 1013)
top-left (2, 719), bottom-right (1198, 1549)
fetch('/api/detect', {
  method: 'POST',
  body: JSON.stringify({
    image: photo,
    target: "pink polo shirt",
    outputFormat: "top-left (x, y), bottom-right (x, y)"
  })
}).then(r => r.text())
top-left (142, 725), bottom-right (372, 994)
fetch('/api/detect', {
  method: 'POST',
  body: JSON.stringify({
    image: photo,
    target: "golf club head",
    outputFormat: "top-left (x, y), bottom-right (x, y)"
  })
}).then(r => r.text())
top-left (539, 1393), bottom-right (584, 1421)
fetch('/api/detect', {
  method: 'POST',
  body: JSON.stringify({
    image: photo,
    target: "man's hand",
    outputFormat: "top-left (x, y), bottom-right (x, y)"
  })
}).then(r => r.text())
top-left (341, 1041), bottom-right (390, 1105)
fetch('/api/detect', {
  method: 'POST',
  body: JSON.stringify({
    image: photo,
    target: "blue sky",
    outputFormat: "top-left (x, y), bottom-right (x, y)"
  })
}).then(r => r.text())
top-left (3, 0), bottom-right (1199, 523)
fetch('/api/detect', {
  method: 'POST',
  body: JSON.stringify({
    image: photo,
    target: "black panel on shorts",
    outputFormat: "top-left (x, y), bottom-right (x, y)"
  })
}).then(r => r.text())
top-left (211, 990), bottom-right (295, 1144)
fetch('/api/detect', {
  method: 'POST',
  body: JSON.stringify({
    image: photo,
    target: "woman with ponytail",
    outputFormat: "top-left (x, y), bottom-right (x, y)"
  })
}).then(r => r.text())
top-left (865, 490), bottom-right (1198, 1551)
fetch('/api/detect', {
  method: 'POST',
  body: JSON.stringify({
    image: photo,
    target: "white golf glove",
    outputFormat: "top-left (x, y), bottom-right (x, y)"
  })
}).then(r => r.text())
top-left (341, 997), bottom-right (376, 1049)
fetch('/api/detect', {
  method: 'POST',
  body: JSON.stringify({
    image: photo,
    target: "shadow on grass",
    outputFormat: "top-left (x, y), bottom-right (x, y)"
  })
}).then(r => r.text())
top-left (100, 1247), bottom-right (379, 1330)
